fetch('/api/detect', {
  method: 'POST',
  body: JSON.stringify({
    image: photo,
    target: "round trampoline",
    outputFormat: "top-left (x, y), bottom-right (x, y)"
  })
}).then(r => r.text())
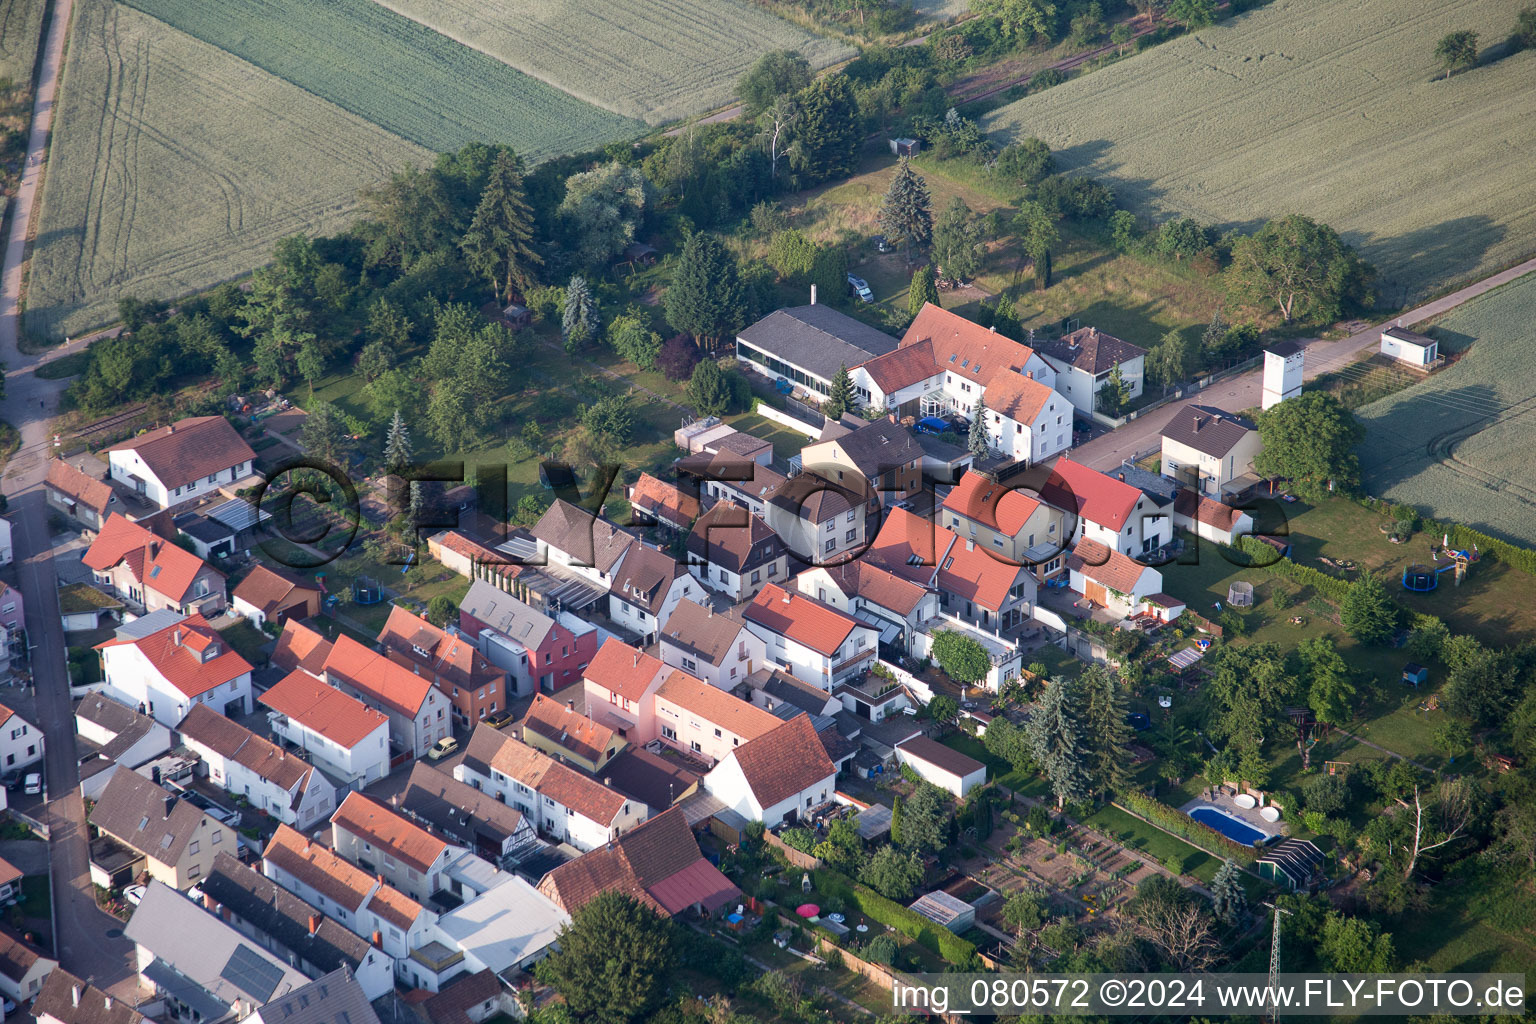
top-left (353, 576), bottom-right (383, 604)
top-left (1402, 565), bottom-right (1439, 592)
top-left (1227, 581), bottom-right (1254, 607)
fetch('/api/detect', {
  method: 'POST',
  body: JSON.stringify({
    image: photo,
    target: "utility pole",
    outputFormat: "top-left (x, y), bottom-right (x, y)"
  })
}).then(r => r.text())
top-left (1261, 901), bottom-right (1293, 1024)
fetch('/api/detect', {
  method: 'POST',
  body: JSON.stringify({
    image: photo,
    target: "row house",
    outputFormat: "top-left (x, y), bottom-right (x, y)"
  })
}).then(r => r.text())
top-left (626, 472), bottom-right (701, 535)
top-left (321, 635), bottom-right (451, 760)
top-left (658, 599), bottom-right (765, 691)
top-left (84, 513), bottom-right (226, 617)
top-left (106, 415), bottom-right (256, 511)
top-left (793, 559), bottom-right (938, 654)
top-left (650, 671), bottom-right (782, 764)
top-left (518, 693), bottom-right (626, 772)
top-left (377, 605), bottom-right (507, 730)
top-left (96, 611), bottom-right (253, 727)
top-left (940, 469), bottom-right (1070, 576)
top-left (1041, 458), bottom-right (1174, 558)
top-left (530, 499), bottom-right (637, 587)
top-left (581, 639), bottom-right (669, 742)
top-left (331, 792), bottom-right (463, 904)
top-left (259, 668), bottom-right (391, 790)
top-left (799, 418), bottom-right (924, 506)
top-left (685, 501), bottom-right (788, 601)
top-left (178, 704), bottom-right (335, 831)
top-left (702, 715), bottom-right (837, 828)
top-left (676, 451), bottom-right (786, 519)
top-left (763, 472), bottom-right (876, 567)
top-left (396, 763), bottom-right (540, 864)
top-left (867, 508), bottom-right (1038, 632)
top-left (975, 369), bottom-right (1073, 464)
top-left (458, 579), bottom-right (597, 696)
top-left (88, 769), bottom-right (235, 890)
top-left (607, 543), bottom-right (696, 646)
top-left (742, 583), bottom-right (878, 690)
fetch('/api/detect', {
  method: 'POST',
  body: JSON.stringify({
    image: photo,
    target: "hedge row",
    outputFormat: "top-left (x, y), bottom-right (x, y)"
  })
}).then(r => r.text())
top-left (1355, 497), bottom-right (1536, 578)
top-left (1116, 791), bottom-right (1259, 864)
top-left (811, 868), bottom-right (977, 964)
top-left (1231, 538), bottom-right (1350, 603)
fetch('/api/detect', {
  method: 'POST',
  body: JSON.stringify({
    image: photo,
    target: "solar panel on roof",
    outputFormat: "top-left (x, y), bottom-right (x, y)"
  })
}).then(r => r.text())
top-left (221, 944), bottom-right (287, 1002)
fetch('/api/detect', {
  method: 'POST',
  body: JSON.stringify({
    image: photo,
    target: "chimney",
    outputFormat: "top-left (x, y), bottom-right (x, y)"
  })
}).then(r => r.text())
top-left (567, 699), bottom-right (575, 711)
top-left (105, 998), bottom-right (113, 1012)
top-left (202, 890), bottom-right (217, 911)
top-left (988, 325), bottom-right (997, 333)
top-left (1117, 473), bottom-right (1125, 481)
top-left (167, 422), bottom-right (176, 434)
top-left (173, 628), bottom-right (183, 647)
top-left (221, 904), bottom-right (233, 923)
top-left (810, 284), bottom-right (818, 305)
top-left (308, 913), bottom-right (321, 935)
top-left (164, 793), bottom-right (176, 817)
top-left (72, 987), bottom-right (80, 1009)
top-left (604, 777), bottom-right (613, 787)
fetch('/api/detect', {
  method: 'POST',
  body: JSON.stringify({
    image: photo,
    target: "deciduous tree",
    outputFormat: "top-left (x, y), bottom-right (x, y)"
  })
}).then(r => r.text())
top-left (931, 629), bottom-right (991, 685)
top-left (861, 845), bottom-right (923, 900)
top-left (1168, 0), bottom-right (1217, 29)
top-left (1227, 214), bottom-right (1374, 323)
top-left (1434, 30), bottom-right (1479, 77)
top-left (972, 0), bottom-right (1058, 43)
top-left (559, 162), bottom-right (650, 267)
top-left (1253, 391), bottom-right (1363, 501)
top-left (1299, 636), bottom-right (1357, 724)
top-left (739, 50), bottom-right (813, 117)
top-left (1340, 571), bottom-right (1397, 645)
top-left (932, 197), bottom-right (986, 285)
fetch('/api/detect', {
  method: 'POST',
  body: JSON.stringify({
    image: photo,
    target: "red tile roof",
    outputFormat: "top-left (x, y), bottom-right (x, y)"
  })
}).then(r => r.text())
top-left (1067, 538), bottom-right (1153, 594)
top-left (232, 564), bottom-right (321, 619)
top-left (943, 470), bottom-right (1042, 536)
top-left (864, 506), bottom-right (944, 585)
top-left (859, 338), bottom-right (939, 393)
top-left (377, 605), bottom-right (502, 690)
top-left (728, 715), bottom-right (835, 809)
top-left (628, 473), bottom-right (701, 529)
top-left (105, 415), bottom-right (256, 491)
top-left (333, 792), bottom-right (448, 873)
top-left (486, 734), bottom-right (628, 823)
top-left (900, 304), bottom-right (1037, 387)
top-left (95, 613), bottom-right (252, 700)
top-left (654, 671), bottom-right (781, 742)
top-left (1041, 458), bottom-right (1143, 532)
top-left (178, 703), bottom-right (310, 791)
top-left (807, 561), bottom-right (929, 616)
top-left (1174, 488), bottom-right (1247, 531)
top-left (323, 634), bottom-right (437, 716)
top-left (743, 584), bottom-right (859, 658)
top-left (264, 825), bottom-right (418, 920)
top-left (521, 693), bottom-right (618, 765)
top-left (366, 885), bottom-right (426, 932)
top-left (259, 669), bottom-right (388, 749)
top-left (934, 528), bottom-right (1027, 612)
top-left (584, 638), bottom-right (666, 702)
top-left (271, 619), bottom-right (333, 676)
top-left (982, 369), bottom-right (1055, 425)
top-left (83, 513), bottom-right (220, 603)
top-left (45, 459), bottom-right (114, 515)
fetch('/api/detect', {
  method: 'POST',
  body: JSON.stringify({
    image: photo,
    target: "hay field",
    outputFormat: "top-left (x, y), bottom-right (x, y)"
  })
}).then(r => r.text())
top-left (120, 0), bottom-right (645, 153)
top-left (23, 1), bottom-right (433, 340)
top-left (0, 0), bottom-right (47, 84)
top-left (982, 0), bottom-right (1536, 303)
top-left (371, 0), bottom-right (853, 125)
top-left (1357, 272), bottom-right (1536, 545)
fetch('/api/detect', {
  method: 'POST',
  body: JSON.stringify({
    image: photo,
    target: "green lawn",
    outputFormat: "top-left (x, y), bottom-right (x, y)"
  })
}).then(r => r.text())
top-left (218, 619), bottom-right (271, 667)
top-left (1082, 804), bottom-right (1223, 885)
top-left (1394, 860), bottom-right (1536, 973)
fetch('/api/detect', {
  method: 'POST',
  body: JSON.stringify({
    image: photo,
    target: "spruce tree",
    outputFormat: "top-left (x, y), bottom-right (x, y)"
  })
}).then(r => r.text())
top-left (384, 409), bottom-right (412, 472)
top-left (1201, 307), bottom-right (1229, 352)
top-left (1026, 676), bottom-right (1092, 810)
top-left (825, 363), bottom-right (855, 420)
top-left (459, 149), bottom-right (542, 303)
top-left (562, 275), bottom-right (598, 352)
top-left (1081, 665), bottom-right (1133, 799)
top-left (1210, 859), bottom-right (1247, 924)
top-left (968, 394), bottom-right (990, 456)
top-left (790, 74), bottom-right (861, 185)
top-left (663, 233), bottom-right (747, 350)
top-left (878, 159), bottom-right (933, 265)
top-left (909, 265), bottom-right (940, 319)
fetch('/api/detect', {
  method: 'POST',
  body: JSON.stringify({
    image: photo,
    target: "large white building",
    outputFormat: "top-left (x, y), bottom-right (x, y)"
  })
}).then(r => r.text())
top-left (259, 669), bottom-right (390, 790)
top-left (742, 584), bottom-right (879, 690)
top-left (1035, 326), bottom-right (1147, 417)
top-left (105, 416), bottom-right (256, 510)
top-left (96, 611), bottom-right (253, 727)
top-left (703, 715), bottom-right (837, 827)
top-left (1262, 341), bottom-right (1305, 409)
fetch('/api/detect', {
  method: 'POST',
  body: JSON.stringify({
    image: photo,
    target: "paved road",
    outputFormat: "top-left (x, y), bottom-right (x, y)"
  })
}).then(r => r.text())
top-left (0, 0), bottom-right (140, 997)
top-left (1070, 256), bottom-right (1536, 472)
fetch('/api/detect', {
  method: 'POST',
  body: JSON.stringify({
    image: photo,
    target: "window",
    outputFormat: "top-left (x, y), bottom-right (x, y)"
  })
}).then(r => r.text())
top-left (751, 569), bottom-right (761, 583)
top-left (713, 728), bottom-right (722, 738)
top-left (824, 520), bottom-right (834, 533)
top-left (846, 510), bottom-right (855, 522)
top-left (691, 740), bottom-right (702, 753)
top-left (188, 840), bottom-right (200, 855)
top-left (824, 539), bottom-right (836, 553)
top-left (187, 864), bottom-right (201, 880)
top-left (212, 831), bottom-right (221, 844)
top-left (682, 657), bottom-right (697, 672)
top-left (207, 473), bottom-right (217, 484)
top-left (768, 564), bottom-right (778, 577)
top-left (845, 529), bottom-right (857, 542)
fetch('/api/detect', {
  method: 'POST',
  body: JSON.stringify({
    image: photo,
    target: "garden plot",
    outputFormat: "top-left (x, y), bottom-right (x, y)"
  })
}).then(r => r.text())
top-left (982, 0), bottom-right (1536, 302)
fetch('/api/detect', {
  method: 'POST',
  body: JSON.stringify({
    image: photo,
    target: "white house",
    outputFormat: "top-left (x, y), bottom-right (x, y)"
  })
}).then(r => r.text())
top-left (105, 416), bottom-right (257, 510)
top-left (1036, 326), bottom-right (1147, 416)
top-left (703, 715), bottom-right (837, 827)
top-left (895, 735), bottom-right (987, 798)
top-left (177, 704), bottom-right (336, 831)
top-left (75, 693), bottom-right (172, 797)
top-left (96, 611), bottom-right (253, 727)
top-left (321, 635), bottom-right (451, 760)
top-left (607, 544), bottom-right (696, 647)
top-left (1159, 406), bottom-right (1262, 501)
top-left (0, 927), bottom-right (56, 1007)
top-left (651, 671), bottom-right (783, 765)
top-left (530, 500), bottom-right (636, 588)
top-left (1380, 326), bottom-right (1440, 368)
top-left (1042, 459), bottom-right (1174, 558)
top-left (1173, 488), bottom-right (1255, 546)
top-left (1066, 539), bottom-right (1167, 619)
top-left (433, 875), bottom-right (569, 979)
top-left (259, 669), bottom-right (390, 791)
top-left (794, 561), bottom-right (938, 654)
top-left (330, 792), bottom-right (463, 903)
top-left (83, 514), bottom-right (226, 618)
top-left (742, 583), bottom-right (879, 690)
top-left (976, 370), bottom-right (1073, 464)
top-left (685, 501), bottom-right (789, 602)
top-left (763, 472), bottom-right (876, 568)
top-left (658, 599), bottom-right (765, 691)
top-left (938, 469), bottom-right (1070, 574)
top-left (0, 702), bottom-right (43, 774)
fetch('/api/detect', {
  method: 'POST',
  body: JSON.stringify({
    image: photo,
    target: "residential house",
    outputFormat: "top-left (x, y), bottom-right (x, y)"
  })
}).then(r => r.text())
top-left (658, 599), bottom-right (765, 691)
top-left (96, 612), bottom-right (253, 727)
top-left (244, 970), bottom-right (384, 1024)
top-left (853, 338), bottom-right (946, 419)
top-left (88, 768), bottom-right (235, 889)
top-left (427, 531), bottom-right (505, 580)
top-left (974, 368), bottom-right (1072, 464)
top-left (172, 511), bottom-right (238, 562)
top-left (580, 638), bottom-right (669, 743)
top-left (231, 566), bottom-right (323, 629)
top-left (1174, 488), bottom-right (1255, 546)
top-left (1036, 326), bottom-right (1147, 416)
top-left (1041, 458), bottom-right (1174, 558)
top-left (453, 727), bottom-right (647, 852)
top-left (627, 473), bottom-right (701, 535)
top-left (537, 807), bottom-right (738, 918)
top-left (457, 579), bottom-right (596, 697)
top-left (259, 670), bottom-right (390, 791)
top-left (177, 704), bottom-right (335, 831)
top-left (200, 852), bottom-right (396, 1000)
top-left (0, 857), bottom-right (21, 906)
top-left (866, 509), bottom-right (1037, 632)
top-left (330, 792), bottom-right (462, 904)
top-left (530, 500), bottom-right (636, 588)
top-left (395, 763), bottom-right (539, 864)
top-left (0, 702), bottom-right (42, 773)
top-left (44, 459), bottom-right (117, 533)
top-left (675, 452), bottom-right (786, 518)
top-left (74, 693), bottom-right (172, 798)
top-left (322, 635), bottom-right (451, 760)
top-left (106, 416), bottom-right (256, 510)
top-left (83, 514), bottom-right (226, 617)
top-left (735, 303), bottom-right (898, 400)
top-left (744, 667), bottom-right (842, 719)
top-left (1066, 539), bottom-right (1166, 619)
top-left (650, 671), bottom-right (782, 764)
top-left (377, 606), bottom-right (507, 730)
top-left (0, 522), bottom-right (9, 569)
top-left (1380, 326), bottom-right (1440, 368)
top-left (1159, 406), bottom-right (1262, 500)
top-left (763, 471), bottom-right (876, 567)
top-left (517, 693), bottom-right (625, 772)
top-left (432, 876), bottom-right (568, 981)
top-left (894, 735), bottom-right (986, 798)
top-left (0, 926), bottom-right (56, 1006)
top-left (271, 619), bottom-right (333, 677)
top-left (939, 469), bottom-right (1069, 575)
top-left (262, 825), bottom-right (432, 965)
top-left (743, 583), bottom-right (878, 689)
top-left (800, 418), bottom-right (924, 505)
top-left (33, 970), bottom-right (145, 1024)
top-left (793, 560), bottom-right (937, 653)
top-left (703, 715), bottom-right (837, 827)
top-left (684, 501), bottom-right (788, 601)
top-left (607, 544), bottom-right (696, 646)
top-left (125, 881), bottom-right (308, 1022)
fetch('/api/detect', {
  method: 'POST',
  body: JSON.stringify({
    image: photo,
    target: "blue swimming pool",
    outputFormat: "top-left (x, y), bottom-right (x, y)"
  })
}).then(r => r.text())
top-left (1188, 806), bottom-right (1266, 846)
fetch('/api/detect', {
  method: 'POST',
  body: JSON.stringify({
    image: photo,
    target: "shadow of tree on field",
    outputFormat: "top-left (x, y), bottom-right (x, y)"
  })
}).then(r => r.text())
top-left (1347, 214), bottom-right (1506, 310)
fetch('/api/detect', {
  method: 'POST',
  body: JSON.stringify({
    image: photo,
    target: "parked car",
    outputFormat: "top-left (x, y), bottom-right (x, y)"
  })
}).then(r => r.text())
top-left (428, 737), bottom-right (460, 761)
top-left (847, 274), bottom-right (874, 303)
top-left (483, 709), bottom-right (516, 729)
top-left (124, 884), bottom-right (147, 906)
top-left (22, 774), bottom-right (40, 796)
top-left (914, 416), bottom-right (949, 435)
top-left (3, 997), bottom-right (16, 1016)
top-left (204, 805), bottom-right (242, 829)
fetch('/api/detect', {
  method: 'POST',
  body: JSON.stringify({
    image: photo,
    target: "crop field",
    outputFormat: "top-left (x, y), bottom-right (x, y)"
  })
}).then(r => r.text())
top-left (369, 0), bottom-right (852, 125)
top-left (23, 0), bottom-right (433, 340)
top-left (0, 0), bottom-right (46, 84)
top-left (982, 0), bottom-right (1536, 304)
top-left (119, 0), bottom-right (645, 153)
top-left (1357, 272), bottom-right (1536, 546)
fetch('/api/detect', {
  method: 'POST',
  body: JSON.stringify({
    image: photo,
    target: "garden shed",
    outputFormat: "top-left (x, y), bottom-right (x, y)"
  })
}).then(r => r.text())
top-left (908, 889), bottom-right (973, 933)
top-left (1256, 838), bottom-right (1325, 890)
top-left (1402, 662), bottom-right (1429, 687)
top-left (895, 735), bottom-right (986, 798)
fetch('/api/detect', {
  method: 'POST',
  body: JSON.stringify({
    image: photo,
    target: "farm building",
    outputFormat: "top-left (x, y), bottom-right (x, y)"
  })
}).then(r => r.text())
top-left (1379, 326), bottom-right (1440, 368)
top-left (908, 890), bottom-right (974, 933)
top-left (1402, 662), bottom-right (1429, 687)
top-left (1256, 838), bottom-right (1326, 891)
top-left (894, 735), bottom-right (986, 798)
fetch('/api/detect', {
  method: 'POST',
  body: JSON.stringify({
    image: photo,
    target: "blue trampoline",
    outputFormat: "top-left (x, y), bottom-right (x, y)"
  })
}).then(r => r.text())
top-left (1402, 564), bottom-right (1441, 592)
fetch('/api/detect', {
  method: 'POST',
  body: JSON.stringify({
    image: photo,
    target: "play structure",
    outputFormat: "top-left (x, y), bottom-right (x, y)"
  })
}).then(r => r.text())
top-left (353, 576), bottom-right (383, 604)
top-left (1227, 581), bottom-right (1254, 607)
top-left (1402, 534), bottom-right (1480, 591)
